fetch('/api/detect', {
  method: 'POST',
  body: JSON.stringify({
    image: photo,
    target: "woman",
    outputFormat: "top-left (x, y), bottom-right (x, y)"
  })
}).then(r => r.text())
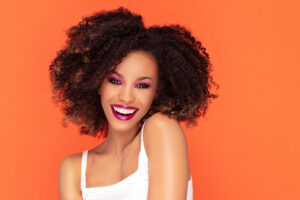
top-left (50, 7), bottom-right (218, 200)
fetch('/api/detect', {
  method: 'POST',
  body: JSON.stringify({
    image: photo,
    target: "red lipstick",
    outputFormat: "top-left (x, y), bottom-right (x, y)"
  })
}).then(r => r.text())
top-left (110, 104), bottom-right (139, 121)
top-left (112, 104), bottom-right (138, 110)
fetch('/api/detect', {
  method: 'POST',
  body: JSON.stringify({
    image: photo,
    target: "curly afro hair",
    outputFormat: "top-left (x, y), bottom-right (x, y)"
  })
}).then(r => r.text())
top-left (49, 6), bottom-right (219, 138)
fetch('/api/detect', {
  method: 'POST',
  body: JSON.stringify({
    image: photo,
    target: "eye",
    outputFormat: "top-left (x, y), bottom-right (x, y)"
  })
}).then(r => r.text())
top-left (136, 83), bottom-right (150, 89)
top-left (108, 77), bottom-right (121, 85)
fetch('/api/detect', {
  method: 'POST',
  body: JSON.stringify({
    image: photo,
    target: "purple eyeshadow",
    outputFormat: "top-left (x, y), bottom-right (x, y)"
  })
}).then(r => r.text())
top-left (133, 81), bottom-right (152, 88)
top-left (107, 73), bottom-right (151, 88)
top-left (107, 74), bottom-right (124, 85)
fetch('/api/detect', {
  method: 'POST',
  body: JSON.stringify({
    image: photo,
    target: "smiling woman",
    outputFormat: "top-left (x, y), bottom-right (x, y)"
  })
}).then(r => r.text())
top-left (98, 50), bottom-right (158, 131)
top-left (50, 6), bottom-right (219, 200)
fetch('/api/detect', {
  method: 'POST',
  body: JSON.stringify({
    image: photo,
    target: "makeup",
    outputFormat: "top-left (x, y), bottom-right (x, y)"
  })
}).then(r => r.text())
top-left (107, 74), bottom-right (124, 85)
top-left (107, 73), bottom-right (152, 88)
top-left (110, 104), bottom-right (139, 121)
top-left (133, 81), bottom-right (151, 88)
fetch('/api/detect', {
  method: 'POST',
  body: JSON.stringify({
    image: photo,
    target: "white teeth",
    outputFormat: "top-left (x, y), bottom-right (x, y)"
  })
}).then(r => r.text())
top-left (112, 106), bottom-right (136, 114)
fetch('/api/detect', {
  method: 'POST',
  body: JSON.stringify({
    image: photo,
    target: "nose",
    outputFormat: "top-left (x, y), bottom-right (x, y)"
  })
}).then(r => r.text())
top-left (118, 86), bottom-right (135, 104)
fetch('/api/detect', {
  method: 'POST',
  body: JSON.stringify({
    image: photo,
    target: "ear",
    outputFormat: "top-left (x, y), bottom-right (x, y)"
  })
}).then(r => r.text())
top-left (98, 86), bottom-right (102, 95)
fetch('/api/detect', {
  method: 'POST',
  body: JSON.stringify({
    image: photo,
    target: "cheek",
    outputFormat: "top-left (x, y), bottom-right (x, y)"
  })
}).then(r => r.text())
top-left (139, 92), bottom-right (156, 108)
top-left (100, 89), bottom-right (116, 106)
top-left (99, 82), bottom-right (116, 97)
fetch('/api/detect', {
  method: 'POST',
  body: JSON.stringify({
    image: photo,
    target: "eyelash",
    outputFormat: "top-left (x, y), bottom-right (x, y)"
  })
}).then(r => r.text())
top-left (108, 77), bottom-right (150, 89)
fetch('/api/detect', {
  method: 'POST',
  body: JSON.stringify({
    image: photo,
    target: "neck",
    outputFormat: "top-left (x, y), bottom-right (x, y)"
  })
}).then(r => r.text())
top-left (102, 123), bottom-right (140, 157)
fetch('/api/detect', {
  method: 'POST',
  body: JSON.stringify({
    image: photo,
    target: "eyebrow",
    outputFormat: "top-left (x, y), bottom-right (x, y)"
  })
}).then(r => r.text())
top-left (111, 71), bottom-right (152, 81)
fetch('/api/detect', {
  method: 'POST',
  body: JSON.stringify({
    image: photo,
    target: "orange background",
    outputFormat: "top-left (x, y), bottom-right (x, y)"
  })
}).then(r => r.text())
top-left (1, 0), bottom-right (299, 199)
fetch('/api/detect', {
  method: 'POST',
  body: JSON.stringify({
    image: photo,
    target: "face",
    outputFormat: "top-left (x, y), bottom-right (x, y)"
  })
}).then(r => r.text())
top-left (98, 50), bottom-right (158, 131)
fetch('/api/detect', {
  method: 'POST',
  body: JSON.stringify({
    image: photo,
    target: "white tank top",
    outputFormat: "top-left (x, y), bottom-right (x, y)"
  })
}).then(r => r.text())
top-left (81, 120), bottom-right (193, 200)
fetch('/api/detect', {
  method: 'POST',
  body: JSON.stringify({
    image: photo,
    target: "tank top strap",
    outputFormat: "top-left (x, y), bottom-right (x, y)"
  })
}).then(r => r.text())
top-left (138, 120), bottom-right (148, 167)
top-left (140, 120), bottom-right (146, 149)
top-left (81, 150), bottom-right (88, 191)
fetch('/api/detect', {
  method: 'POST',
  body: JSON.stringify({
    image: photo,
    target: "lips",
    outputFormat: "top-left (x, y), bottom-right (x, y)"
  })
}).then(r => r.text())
top-left (112, 104), bottom-right (138, 110)
top-left (110, 104), bottom-right (139, 121)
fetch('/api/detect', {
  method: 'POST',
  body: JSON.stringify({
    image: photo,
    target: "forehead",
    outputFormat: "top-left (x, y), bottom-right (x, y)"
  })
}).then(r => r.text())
top-left (113, 50), bottom-right (158, 78)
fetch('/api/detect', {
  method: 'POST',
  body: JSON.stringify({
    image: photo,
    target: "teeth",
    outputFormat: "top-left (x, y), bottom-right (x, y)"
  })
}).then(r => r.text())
top-left (112, 105), bottom-right (136, 114)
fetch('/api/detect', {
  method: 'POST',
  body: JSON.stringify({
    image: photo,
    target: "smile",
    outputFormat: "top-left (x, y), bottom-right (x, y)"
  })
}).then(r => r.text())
top-left (110, 104), bottom-right (139, 121)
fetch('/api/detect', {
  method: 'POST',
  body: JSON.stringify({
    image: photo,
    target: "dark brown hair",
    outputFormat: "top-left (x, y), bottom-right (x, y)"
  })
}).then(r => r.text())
top-left (49, 7), bottom-right (219, 138)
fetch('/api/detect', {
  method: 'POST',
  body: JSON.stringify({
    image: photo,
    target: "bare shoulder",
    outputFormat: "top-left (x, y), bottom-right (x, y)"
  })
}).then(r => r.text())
top-left (143, 112), bottom-right (191, 199)
top-left (58, 152), bottom-right (83, 200)
top-left (143, 112), bottom-right (188, 154)
top-left (143, 112), bottom-right (190, 172)
top-left (59, 153), bottom-right (82, 177)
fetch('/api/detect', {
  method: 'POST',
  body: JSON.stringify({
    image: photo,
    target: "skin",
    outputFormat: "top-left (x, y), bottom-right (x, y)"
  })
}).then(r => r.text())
top-left (96, 50), bottom-right (159, 157)
top-left (58, 50), bottom-right (191, 200)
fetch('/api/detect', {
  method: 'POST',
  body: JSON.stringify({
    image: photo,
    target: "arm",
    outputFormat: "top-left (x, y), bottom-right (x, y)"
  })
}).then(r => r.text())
top-left (145, 113), bottom-right (191, 200)
top-left (58, 156), bottom-right (83, 200)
